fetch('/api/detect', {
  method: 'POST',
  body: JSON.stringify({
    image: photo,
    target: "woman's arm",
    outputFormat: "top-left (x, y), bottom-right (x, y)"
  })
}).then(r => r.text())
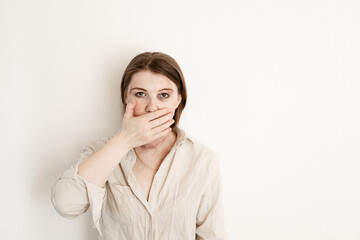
top-left (196, 153), bottom-right (227, 240)
top-left (51, 144), bottom-right (105, 218)
top-left (51, 99), bottom-right (173, 217)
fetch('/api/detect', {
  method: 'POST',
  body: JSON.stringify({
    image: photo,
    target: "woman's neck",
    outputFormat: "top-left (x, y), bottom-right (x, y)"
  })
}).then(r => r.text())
top-left (134, 130), bottom-right (177, 169)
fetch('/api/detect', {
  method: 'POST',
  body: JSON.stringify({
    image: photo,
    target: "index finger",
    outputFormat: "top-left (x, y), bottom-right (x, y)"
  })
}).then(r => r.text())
top-left (144, 108), bottom-right (172, 122)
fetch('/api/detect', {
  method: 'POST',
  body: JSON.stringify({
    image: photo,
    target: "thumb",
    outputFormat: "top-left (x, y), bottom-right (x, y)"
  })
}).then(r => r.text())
top-left (124, 98), bottom-right (136, 118)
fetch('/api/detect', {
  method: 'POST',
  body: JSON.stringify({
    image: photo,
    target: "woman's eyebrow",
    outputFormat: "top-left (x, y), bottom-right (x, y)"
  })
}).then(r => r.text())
top-left (159, 88), bottom-right (174, 92)
top-left (130, 88), bottom-right (146, 92)
top-left (130, 87), bottom-right (174, 92)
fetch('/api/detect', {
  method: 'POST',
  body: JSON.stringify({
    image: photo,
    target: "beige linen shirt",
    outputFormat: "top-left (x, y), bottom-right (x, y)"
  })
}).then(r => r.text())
top-left (51, 127), bottom-right (227, 240)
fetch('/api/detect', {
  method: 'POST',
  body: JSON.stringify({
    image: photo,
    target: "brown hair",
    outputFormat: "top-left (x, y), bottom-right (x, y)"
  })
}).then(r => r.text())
top-left (120, 52), bottom-right (187, 132)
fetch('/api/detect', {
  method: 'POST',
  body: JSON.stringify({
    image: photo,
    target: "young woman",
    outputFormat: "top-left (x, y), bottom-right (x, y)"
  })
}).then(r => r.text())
top-left (51, 52), bottom-right (227, 239)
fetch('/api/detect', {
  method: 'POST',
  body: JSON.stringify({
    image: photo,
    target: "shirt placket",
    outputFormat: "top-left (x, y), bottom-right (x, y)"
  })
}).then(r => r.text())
top-left (145, 211), bottom-right (156, 240)
top-left (149, 179), bottom-right (157, 240)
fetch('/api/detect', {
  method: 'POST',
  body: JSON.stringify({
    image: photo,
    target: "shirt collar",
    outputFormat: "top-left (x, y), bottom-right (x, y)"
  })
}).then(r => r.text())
top-left (174, 126), bottom-right (193, 147)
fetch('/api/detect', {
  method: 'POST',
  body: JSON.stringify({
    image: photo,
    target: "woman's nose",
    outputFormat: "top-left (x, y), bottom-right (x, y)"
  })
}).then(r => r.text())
top-left (145, 97), bottom-right (159, 112)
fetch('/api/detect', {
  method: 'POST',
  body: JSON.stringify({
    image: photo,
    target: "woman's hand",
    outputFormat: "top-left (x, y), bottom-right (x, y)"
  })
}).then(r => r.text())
top-left (115, 98), bottom-right (175, 149)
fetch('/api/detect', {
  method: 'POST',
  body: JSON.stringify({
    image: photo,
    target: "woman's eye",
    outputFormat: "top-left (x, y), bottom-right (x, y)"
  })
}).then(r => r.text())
top-left (135, 92), bottom-right (146, 97)
top-left (160, 93), bottom-right (170, 98)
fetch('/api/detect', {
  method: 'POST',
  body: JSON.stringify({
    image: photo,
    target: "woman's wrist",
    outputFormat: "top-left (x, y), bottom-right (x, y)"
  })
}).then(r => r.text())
top-left (111, 131), bottom-right (133, 151)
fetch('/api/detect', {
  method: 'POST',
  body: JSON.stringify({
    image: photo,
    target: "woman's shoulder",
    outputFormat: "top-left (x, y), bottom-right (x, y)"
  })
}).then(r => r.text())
top-left (179, 128), bottom-right (219, 162)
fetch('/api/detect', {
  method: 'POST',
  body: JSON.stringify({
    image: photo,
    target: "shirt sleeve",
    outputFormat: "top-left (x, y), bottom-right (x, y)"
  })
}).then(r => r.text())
top-left (195, 152), bottom-right (227, 240)
top-left (50, 143), bottom-right (106, 236)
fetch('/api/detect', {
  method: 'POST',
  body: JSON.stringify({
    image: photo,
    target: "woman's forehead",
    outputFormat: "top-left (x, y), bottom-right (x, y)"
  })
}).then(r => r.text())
top-left (129, 71), bottom-right (176, 91)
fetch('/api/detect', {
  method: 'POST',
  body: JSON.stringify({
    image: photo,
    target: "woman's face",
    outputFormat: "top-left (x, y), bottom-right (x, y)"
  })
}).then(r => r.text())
top-left (125, 70), bottom-right (182, 117)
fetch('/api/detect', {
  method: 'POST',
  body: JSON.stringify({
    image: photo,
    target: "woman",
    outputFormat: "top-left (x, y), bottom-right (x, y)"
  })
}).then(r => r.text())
top-left (51, 52), bottom-right (227, 239)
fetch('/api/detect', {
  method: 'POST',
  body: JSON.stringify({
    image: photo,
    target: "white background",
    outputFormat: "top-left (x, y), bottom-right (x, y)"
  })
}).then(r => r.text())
top-left (1, 0), bottom-right (359, 239)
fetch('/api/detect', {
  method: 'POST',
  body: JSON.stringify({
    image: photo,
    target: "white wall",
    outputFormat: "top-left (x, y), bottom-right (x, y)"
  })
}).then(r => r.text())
top-left (1, 0), bottom-right (359, 239)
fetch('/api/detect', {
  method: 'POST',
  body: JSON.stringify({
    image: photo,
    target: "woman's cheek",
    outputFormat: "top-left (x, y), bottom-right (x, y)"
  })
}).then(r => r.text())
top-left (133, 105), bottom-right (145, 117)
top-left (169, 102), bottom-right (178, 112)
